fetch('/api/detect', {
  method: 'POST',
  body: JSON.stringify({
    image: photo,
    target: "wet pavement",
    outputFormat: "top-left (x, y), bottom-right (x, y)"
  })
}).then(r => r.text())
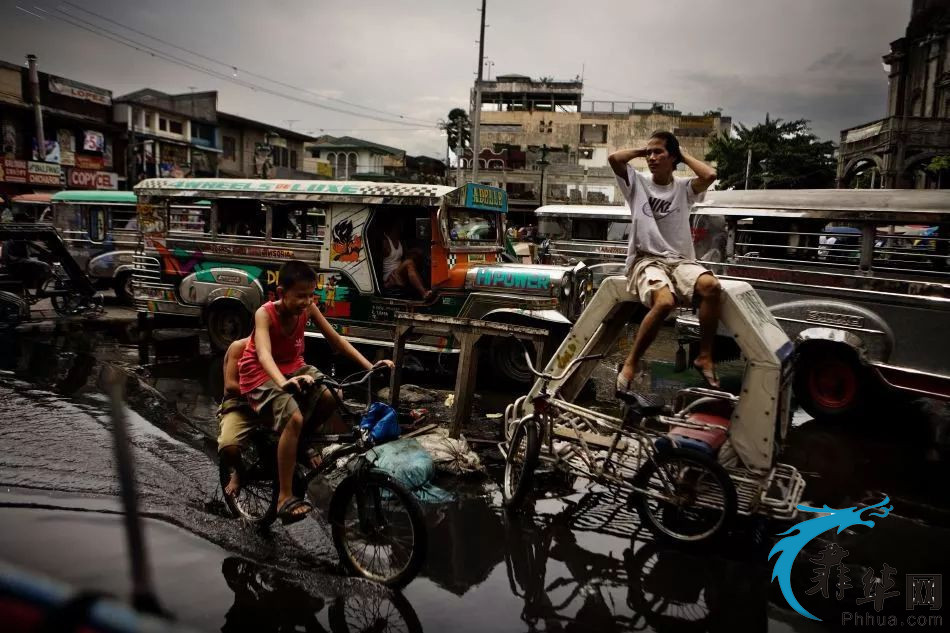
top-left (1, 324), bottom-right (949, 632)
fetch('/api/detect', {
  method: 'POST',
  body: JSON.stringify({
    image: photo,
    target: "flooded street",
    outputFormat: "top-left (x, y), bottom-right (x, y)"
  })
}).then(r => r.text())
top-left (1, 324), bottom-right (949, 632)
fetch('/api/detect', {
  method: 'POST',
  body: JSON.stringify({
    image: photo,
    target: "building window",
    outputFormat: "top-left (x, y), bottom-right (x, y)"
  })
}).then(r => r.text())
top-left (347, 153), bottom-right (357, 177)
top-left (169, 120), bottom-right (183, 135)
top-left (158, 117), bottom-right (168, 132)
top-left (290, 150), bottom-right (297, 170)
top-left (580, 124), bottom-right (607, 144)
top-left (223, 136), bottom-right (236, 161)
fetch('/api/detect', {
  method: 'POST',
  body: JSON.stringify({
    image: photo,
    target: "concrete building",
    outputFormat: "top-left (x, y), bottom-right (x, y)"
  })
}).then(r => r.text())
top-left (305, 136), bottom-right (406, 180)
top-left (837, 0), bottom-right (950, 189)
top-left (218, 112), bottom-right (315, 179)
top-left (466, 74), bottom-right (731, 212)
top-left (1, 57), bottom-right (125, 196)
top-left (114, 89), bottom-right (222, 182)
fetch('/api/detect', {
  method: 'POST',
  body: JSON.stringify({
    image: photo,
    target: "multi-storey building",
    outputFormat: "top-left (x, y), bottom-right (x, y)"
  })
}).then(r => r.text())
top-left (465, 74), bottom-right (730, 212)
top-left (838, 0), bottom-right (950, 189)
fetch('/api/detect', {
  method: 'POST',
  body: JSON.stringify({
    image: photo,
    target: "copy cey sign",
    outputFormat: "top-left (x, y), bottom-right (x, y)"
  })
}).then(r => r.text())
top-left (67, 168), bottom-right (118, 190)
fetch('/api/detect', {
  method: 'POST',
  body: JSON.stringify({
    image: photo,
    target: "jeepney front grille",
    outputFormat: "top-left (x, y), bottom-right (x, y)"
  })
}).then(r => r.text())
top-left (132, 254), bottom-right (164, 311)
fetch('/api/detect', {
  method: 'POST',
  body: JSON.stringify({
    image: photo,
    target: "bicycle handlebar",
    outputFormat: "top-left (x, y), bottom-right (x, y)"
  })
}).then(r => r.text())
top-left (283, 365), bottom-right (390, 394)
top-left (510, 336), bottom-right (604, 383)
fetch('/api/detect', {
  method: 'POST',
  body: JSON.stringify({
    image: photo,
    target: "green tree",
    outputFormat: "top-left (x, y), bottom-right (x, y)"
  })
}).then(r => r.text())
top-left (706, 116), bottom-right (837, 189)
top-left (442, 108), bottom-right (471, 158)
top-left (926, 155), bottom-right (950, 188)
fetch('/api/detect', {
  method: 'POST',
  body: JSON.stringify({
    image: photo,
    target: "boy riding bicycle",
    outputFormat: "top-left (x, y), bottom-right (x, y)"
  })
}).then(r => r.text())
top-left (219, 259), bottom-right (392, 525)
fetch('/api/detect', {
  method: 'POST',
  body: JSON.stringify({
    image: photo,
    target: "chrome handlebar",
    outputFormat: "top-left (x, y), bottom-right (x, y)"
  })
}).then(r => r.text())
top-left (512, 336), bottom-right (604, 383)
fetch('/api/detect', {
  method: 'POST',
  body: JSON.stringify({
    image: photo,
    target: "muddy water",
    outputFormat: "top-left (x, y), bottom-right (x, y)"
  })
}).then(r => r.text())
top-left (1, 326), bottom-right (948, 632)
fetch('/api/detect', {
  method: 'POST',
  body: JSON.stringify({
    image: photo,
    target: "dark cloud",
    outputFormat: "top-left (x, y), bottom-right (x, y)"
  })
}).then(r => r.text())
top-left (0, 0), bottom-right (911, 154)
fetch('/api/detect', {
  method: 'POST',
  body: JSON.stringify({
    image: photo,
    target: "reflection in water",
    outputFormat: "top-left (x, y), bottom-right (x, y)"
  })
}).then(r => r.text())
top-left (221, 556), bottom-right (423, 633)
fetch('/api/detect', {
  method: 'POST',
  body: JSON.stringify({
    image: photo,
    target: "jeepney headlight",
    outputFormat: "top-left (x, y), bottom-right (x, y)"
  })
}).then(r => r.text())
top-left (560, 273), bottom-right (572, 297)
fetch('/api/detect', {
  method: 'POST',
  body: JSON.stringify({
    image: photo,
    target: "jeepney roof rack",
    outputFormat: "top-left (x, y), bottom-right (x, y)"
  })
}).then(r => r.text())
top-left (693, 189), bottom-right (947, 222)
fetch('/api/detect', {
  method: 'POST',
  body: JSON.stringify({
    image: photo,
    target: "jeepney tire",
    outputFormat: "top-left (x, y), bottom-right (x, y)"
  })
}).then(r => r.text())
top-left (793, 343), bottom-right (871, 423)
top-left (487, 335), bottom-right (537, 387)
top-left (114, 272), bottom-right (134, 305)
top-left (207, 302), bottom-right (253, 353)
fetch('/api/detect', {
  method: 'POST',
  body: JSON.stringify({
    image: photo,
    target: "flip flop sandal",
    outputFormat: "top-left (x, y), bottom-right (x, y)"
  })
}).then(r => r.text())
top-left (694, 364), bottom-right (720, 389)
top-left (276, 496), bottom-right (313, 526)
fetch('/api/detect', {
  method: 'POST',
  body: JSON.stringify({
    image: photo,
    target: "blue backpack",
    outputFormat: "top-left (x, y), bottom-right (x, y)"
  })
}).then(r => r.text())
top-left (360, 402), bottom-right (401, 443)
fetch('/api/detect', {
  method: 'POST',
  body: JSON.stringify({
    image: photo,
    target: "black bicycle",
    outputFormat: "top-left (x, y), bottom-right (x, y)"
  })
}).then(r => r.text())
top-left (218, 366), bottom-right (427, 588)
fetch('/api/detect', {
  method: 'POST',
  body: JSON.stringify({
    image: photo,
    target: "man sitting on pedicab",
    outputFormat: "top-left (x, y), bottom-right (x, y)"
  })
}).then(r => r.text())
top-left (608, 131), bottom-right (721, 392)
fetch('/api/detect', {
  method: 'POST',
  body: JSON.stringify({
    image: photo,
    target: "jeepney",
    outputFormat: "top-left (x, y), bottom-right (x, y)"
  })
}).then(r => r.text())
top-left (683, 189), bottom-right (949, 421)
top-left (52, 190), bottom-right (209, 303)
top-left (131, 179), bottom-right (593, 384)
top-left (3, 193), bottom-right (53, 223)
top-left (536, 205), bottom-right (629, 286)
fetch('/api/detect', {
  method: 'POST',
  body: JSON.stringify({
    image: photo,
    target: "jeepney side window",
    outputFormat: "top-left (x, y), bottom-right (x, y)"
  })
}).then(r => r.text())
top-left (606, 220), bottom-right (630, 241)
top-left (55, 202), bottom-right (86, 233)
top-left (272, 205), bottom-right (326, 241)
top-left (573, 219), bottom-right (606, 240)
top-left (169, 204), bottom-right (211, 233)
top-left (216, 200), bottom-right (264, 238)
top-left (538, 217), bottom-right (569, 240)
top-left (89, 206), bottom-right (107, 243)
top-left (109, 205), bottom-right (139, 230)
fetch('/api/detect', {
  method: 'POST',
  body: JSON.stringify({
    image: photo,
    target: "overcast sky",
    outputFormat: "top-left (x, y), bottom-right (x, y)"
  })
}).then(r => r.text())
top-left (0, 0), bottom-right (910, 157)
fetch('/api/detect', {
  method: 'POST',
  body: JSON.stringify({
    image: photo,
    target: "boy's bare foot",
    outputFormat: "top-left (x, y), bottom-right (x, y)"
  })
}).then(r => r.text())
top-left (224, 469), bottom-right (241, 498)
top-left (693, 358), bottom-right (720, 389)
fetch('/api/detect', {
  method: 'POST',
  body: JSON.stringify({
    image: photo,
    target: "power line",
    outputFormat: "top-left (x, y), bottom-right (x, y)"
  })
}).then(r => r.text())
top-left (59, 1), bottom-right (437, 126)
top-left (17, 4), bottom-right (437, 129)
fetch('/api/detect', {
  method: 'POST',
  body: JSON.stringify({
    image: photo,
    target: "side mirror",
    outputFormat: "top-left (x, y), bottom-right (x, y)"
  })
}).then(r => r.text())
top-left (415, 217), bottom-right (431, 241)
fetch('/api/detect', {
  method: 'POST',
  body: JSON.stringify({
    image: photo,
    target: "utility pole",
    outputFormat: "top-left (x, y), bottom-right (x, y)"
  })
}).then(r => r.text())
top-left (470, 0), bottom-right (487, 183)
top-left (27, 55), bottom-right (46, 162)
top-left (744, 148), bottom-right (752, 190)
top-left (455, 125), bottom-right (464, 186)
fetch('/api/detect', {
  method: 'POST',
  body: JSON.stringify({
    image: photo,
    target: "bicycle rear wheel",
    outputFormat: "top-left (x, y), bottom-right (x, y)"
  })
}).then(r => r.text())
top-left (631, 447), bottom-right (736, 545)
top-left (330, 469), bottom-right (426, 588)
top-left (502, 417), bottom-right (540, 509)
top-left (219, 442), bottom-right (279, 527)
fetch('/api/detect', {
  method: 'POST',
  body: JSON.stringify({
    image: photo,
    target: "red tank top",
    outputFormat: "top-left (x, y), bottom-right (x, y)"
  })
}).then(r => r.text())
top-left (238, 301), bottom-right (307, 394)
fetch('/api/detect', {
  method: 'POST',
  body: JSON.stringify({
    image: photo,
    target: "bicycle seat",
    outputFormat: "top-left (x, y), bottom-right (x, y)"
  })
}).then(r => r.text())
top-left (616, 390), bottom-right (666, 416)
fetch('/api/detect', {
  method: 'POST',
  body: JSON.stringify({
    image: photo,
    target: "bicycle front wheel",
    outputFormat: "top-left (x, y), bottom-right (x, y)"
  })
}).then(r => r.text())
top-left (330, 469), bottom-right (426, 588)
top-left (631, 447), bottom-right (737, 545)
top-left (503, 417), bottom-right (540, 509)
top-left (219, 442), bottom-right (278, 527)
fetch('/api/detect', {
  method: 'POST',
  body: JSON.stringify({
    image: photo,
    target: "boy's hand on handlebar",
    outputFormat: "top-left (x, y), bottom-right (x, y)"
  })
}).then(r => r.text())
top-left (372, 360), bottom-right (394, 372)
top-left (282, 374), bottom-right (315, 393)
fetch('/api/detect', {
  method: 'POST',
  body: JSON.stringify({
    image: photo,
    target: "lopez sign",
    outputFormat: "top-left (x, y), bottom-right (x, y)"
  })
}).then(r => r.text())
top-left (67, 168), bottom-right (118, 190)
top-left (48, 76), bottom-right (112, 106)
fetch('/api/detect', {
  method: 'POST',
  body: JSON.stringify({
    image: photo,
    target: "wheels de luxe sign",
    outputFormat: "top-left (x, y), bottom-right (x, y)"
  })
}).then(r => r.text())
top-left (464, 183), bottom-right (507, 212)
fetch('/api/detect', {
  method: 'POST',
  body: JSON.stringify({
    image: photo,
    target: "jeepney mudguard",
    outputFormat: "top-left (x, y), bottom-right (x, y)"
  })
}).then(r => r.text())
top-left (482, 308), bottom-right (571, 325)
top-left (179, 267), bottom-right (264, 314)
top-left (87, 250), bottom-right (136, 280)
top-left (769, 299), bottom-right (893, 364)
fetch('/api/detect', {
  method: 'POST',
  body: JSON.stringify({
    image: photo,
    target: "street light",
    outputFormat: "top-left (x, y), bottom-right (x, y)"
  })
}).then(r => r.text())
top-left (536, 144), bottom-right (550, 206)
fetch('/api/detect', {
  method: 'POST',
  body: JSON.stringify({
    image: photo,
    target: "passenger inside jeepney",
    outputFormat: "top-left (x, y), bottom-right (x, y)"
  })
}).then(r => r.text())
top-left (217, 200), bottom-right (265, 237)
top-left (373, 214), bottom-right (433, 301)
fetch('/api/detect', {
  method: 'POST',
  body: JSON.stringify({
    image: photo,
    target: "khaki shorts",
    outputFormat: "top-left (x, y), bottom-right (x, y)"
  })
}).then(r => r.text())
top-left (217, 396), bottom-right (268, 452)
top-left (245, 365), bottom-right (329, 435)
top-left (628, 256), bottom-right (712, 308)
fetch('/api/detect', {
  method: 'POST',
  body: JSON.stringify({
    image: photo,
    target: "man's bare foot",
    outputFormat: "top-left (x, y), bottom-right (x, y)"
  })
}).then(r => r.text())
top-left (693, 358), bottom-right (720, 389)
top-left (617, 361), bottom-right (647, 392)
top-left (224, 469), bottom-right (241, 498)
top-left (305, 447), bottom-right (323, 470)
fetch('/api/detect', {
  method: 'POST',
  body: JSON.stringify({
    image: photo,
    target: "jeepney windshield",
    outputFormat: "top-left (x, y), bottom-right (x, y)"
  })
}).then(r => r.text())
top-left (447, 208), bottom-right (499, 244)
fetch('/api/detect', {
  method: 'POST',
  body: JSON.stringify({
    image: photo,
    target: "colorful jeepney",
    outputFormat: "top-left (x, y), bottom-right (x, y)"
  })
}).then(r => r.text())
top-left (131, 179), bottom-right (592, 383)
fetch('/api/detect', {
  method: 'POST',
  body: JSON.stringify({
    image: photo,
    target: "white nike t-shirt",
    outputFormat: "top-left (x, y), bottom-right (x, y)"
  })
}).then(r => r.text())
top-left (615, 164), bottom-right (702, 270)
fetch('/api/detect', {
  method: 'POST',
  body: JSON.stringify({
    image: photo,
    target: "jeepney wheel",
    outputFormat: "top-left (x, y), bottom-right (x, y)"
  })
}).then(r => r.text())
top-left (488, 336), bottom-right (536, 386)
top-left (114, 272), bottom-right (134, 305)
top-left (793, 343), bottom-right (869, 422)
top-left (207, 302), bottom-right (252, 352)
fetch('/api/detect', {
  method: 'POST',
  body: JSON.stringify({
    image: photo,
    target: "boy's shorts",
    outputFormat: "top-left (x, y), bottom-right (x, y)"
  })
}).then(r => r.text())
top-left (246, 365), bottom-right (329, 435)
top-left (628, 256), bottom-right (712, 308)
top-left (217, 396), bottom-right (267, 452)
